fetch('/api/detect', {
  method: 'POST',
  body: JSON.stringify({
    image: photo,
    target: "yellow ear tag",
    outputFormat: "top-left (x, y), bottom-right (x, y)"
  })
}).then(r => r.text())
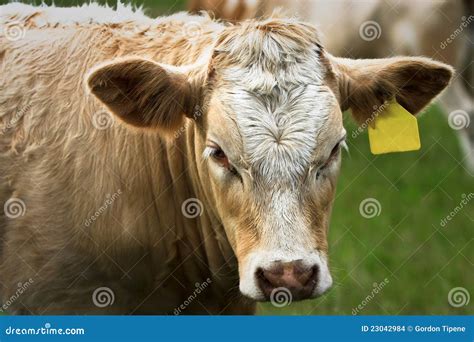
top-left (368, 99), bottom-right (421, 155)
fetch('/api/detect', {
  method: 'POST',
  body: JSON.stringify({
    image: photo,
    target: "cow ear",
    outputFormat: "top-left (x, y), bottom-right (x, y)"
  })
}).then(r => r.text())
top-left (329, 55), bottom-right (454, 123)
top-left (87, 58), bottom-right (203, 133)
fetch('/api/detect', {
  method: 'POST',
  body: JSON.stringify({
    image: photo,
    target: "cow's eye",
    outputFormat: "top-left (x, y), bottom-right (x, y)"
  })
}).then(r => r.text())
top-left (327, 141), bottom-right (342, 163)
top-left (316, 139), bottom-right (345, 179)
top-left (205, 143), bottom-right (241, 179)
top-left (209, 147), bottom-right (229, 168)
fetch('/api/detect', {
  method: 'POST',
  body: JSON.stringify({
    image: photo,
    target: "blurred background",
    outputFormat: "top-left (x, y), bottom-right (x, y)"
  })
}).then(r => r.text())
top-left (1, 0), bottom-right (472, 315)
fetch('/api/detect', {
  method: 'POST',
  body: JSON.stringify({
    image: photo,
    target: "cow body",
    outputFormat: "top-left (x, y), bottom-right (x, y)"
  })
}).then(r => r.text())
top-left (0, 3), bottom-right (453, 314)
top-left (0, 3), bottom-right (250, 314)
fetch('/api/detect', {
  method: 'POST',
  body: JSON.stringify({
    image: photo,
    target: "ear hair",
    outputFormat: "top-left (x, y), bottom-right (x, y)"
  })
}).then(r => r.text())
top-left (329, 55), bottom-right (454, 124)
top-left (87, 58), bottom-right (205, 133)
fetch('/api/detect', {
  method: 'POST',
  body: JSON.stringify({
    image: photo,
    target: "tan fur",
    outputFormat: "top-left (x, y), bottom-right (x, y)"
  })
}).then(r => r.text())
top-left (330, 56), bottom-right (454, 124)
top-left (0, 4), bottom-right (244, 315)
top-left (87, 58), bottom-right (203, 132)
top-left (0, 3), bottom-right (452, 314)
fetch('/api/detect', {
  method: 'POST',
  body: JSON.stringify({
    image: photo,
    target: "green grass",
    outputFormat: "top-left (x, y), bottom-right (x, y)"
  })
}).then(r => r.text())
top-left (0, 0), bottom-right (187, 15)
top-left (259, 105), bottom-right (473, 315)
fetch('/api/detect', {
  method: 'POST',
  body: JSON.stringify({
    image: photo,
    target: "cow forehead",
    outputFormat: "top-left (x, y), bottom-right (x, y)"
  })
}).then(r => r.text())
top-left (227, 84), bottom-right (333, 184)
top-left (217, 53), bottom-right (334, 184)
top-left (209, 19), bottom-right (337, 184)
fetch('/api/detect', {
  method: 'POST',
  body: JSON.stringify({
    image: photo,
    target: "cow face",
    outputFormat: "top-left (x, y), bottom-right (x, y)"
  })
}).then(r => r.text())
top-left (87, 18), bottom-right (452, 302)
top-left (202, 89), bottom-right (343, 301)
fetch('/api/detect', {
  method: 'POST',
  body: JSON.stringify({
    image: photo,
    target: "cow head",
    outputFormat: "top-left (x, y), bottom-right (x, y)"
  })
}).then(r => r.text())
top-left (87, 17), bottom-right (452, 302)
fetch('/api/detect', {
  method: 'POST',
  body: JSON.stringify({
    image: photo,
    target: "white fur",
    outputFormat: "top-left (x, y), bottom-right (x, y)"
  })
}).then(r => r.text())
top-left (219, 40), bottom-right (332, 184)
top-left (1, 2), bottom-right (151, 26)
top-left (211, 23), bottom-right (339, 299)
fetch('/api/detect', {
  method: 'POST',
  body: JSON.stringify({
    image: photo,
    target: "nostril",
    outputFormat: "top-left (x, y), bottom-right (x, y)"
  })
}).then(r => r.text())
top-left (255, 263), bottom-right (320, 300)
top-left (256, 268), bottom-right (266, 284)
top-left (306, 265), bottom-right (319, 287)
top-left (256, 267), bottom-right (275, 295)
